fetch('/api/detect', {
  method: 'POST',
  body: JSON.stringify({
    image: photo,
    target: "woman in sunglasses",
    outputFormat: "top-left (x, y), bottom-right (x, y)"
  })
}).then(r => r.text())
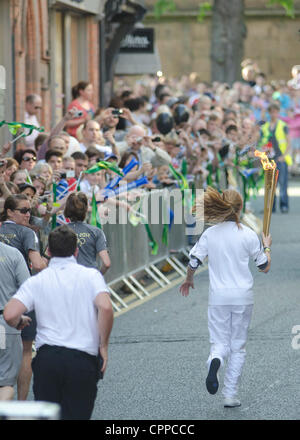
top-left (14, 149), bottom-right (37, 173)
top-left (0, 194), bottom-right (48, 401)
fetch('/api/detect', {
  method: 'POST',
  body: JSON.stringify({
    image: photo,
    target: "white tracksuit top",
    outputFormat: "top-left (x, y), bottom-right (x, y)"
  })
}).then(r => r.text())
top-left (189, 222), bottom-right (268, 306)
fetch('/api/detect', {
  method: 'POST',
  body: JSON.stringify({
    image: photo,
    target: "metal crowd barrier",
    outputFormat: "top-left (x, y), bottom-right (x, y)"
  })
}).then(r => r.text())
top-left (101, 189), bottom-right (191, 312)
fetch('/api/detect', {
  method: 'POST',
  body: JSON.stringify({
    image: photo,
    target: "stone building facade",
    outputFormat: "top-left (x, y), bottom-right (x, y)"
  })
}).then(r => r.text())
top-left (144, 0), bottom-right (300, 82)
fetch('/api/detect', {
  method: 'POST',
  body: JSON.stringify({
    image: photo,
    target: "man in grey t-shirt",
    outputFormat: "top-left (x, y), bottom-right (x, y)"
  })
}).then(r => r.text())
top-left (0, 242), bottom-right (30, 400)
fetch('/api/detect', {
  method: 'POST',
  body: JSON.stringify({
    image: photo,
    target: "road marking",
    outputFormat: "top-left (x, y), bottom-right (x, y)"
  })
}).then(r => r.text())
top-left (241, 356), bottom-right (300, 412)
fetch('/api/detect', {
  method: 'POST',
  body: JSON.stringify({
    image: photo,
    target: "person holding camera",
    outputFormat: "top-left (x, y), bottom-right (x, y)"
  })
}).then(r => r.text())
top-left (118, 125), bottom-right (172, 169)
top-left (37, 108), bottom-right (82, 161)
top-left (65, 81), bottom-right (95, 139)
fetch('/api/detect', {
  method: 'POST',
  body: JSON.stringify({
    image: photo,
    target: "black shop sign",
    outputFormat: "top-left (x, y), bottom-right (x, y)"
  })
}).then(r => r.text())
top-left (120, 28), bottom-right (154, 54)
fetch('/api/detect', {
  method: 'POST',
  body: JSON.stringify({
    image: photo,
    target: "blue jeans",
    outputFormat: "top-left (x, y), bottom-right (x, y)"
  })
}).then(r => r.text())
top-left (272, 161), bottom-right (289, 211)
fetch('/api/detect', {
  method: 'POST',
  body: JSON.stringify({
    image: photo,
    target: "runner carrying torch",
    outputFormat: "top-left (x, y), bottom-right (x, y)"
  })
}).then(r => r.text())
top-left (180, 187), bottom-right (272, 407)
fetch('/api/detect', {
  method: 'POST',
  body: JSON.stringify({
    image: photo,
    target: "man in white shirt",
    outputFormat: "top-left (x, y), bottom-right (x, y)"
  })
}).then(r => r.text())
top-left (24, 94), bottom-right (42, 149)
top-left (4, 225), bottom-right (114, 420)
top-left (79, 120), bottom-right (112, 155)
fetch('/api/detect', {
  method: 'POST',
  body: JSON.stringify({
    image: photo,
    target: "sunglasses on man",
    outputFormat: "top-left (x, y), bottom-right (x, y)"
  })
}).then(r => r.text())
top-left (22, 156), bottom-right (37, 162)
top-left (14, 207), bottom-right (31, 214)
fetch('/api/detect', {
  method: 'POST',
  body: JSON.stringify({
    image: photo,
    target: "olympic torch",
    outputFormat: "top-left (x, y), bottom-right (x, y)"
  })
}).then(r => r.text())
top-left (254, 150), bottom-right (279, 236)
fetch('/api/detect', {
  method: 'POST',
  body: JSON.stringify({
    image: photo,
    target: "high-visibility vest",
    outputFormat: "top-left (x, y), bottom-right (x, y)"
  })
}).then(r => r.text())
top-left (260, 120), bottom-right (293, 166)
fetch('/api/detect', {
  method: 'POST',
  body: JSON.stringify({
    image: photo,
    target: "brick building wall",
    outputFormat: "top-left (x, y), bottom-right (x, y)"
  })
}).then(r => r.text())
top-left (87, 17), bottom-right (100, 112)
top-left (10, 0), bottom-right (102, 136)
top-left (12, 0), bottom-right (51, 131)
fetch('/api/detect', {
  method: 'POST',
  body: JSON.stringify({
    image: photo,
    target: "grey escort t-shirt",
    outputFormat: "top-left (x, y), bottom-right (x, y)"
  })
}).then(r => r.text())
top-left (67, 222), bottom-right (107, 269)
top-left (0, 242), bottom-right (30, 334)
top-left (0, 221), bottom-right (40, 270)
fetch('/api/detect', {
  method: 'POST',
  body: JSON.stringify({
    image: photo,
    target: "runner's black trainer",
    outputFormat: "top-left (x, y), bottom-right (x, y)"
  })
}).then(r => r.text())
top-left (206, 358), bottom-right (221, 395)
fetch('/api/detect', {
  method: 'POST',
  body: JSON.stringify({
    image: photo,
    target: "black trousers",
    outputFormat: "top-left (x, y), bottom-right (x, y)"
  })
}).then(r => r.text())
top-left (32, 345), bottom-right (100, 420)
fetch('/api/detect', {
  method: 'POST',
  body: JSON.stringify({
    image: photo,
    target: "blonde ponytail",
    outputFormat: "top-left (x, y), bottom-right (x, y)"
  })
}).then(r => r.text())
top-left (194, 187), bottom-right (243, 227)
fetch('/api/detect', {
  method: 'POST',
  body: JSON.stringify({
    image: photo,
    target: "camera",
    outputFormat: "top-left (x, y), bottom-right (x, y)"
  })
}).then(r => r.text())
top-left (38, 191), bottom-right (51, 204)
top-left (0, 160), bottom-right (6, 167)
top-left (74, 110), bottom-right (83, 118)
top-left (112, 109), bottom-right (123, 116)
top-left (39, 196), bottom-right (48, 203)
top-left (152, 136), bottom-right (161, 142)
top-left (60, 172), bottom-right (67, 179)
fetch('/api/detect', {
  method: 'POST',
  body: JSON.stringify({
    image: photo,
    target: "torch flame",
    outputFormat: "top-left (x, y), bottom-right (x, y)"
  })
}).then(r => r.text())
top-left (254, 150), bottom-right (277, 170)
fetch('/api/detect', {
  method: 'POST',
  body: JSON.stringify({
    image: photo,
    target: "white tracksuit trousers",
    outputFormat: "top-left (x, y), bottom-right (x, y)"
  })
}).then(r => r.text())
top-left (207, 305), bottom-right (253, 398)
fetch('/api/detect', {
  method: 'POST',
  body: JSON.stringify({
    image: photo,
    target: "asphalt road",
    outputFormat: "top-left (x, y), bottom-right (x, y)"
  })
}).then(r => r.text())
top-left (90, 180), bottom-right (300, 421)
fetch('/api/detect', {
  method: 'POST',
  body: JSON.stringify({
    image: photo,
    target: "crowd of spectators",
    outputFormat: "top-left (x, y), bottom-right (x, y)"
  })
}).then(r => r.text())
top-left (1, 69), bottom-right (299, 238)
top-left (0, 64), bottom-right (299, 402)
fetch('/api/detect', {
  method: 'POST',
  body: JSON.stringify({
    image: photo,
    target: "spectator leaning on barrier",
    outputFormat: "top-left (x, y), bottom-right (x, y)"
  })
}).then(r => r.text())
top-left (79, 120), bottom-right (112, 156)
top-left (0, 242), bottom-right (31, 401)
top-left (45, 150), bottom-right (63, 172)
top-left (71, 152), bottom-right (88, 179)
top-left (15, 149), bottom-right (37, 173)
top-left (10, 170), bottom-right (27, 186)
top-left (4, 225), bottom-right (114, 420)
